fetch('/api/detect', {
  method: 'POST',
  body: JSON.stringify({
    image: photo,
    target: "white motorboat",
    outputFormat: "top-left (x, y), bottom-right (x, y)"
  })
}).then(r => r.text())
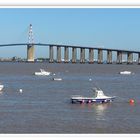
top-left (53, 78), bottom-right (62, 81)
top-left (0, 84), bottom-right (4, 91)
top-left (34, 69), bottom-right (51, 76)
top-left (71, 88), bottom-right (115, 104)
top-left (119, 71), bottom-right (133, 75)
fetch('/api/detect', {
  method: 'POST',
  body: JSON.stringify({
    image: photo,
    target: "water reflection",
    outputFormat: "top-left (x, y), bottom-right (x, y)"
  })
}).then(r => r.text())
top-left (0, 91), bottom-right (3, 95)
top-left (94, 103), bottom-right (110, 120)
top-left (79, 103), bottom-right (110, 121)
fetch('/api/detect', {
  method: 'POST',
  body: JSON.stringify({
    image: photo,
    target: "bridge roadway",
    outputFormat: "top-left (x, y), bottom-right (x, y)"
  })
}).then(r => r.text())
top-left (0, 43), bottom-right (139, 53)
top-left (0, 43), bottom-right (139, 64)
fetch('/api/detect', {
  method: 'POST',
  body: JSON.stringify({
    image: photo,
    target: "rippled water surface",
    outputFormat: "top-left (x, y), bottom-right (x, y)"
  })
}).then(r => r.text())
top-left (0, 62), bottom-right (140, 133)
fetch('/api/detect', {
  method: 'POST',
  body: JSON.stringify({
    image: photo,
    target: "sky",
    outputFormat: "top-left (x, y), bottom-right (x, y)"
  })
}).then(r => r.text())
top-left (0, 8), bottom-right (140, 59)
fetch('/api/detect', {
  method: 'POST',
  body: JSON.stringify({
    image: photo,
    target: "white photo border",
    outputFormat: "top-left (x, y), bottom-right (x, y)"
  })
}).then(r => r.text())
top-left (0, 0), bottom-right (140, 140)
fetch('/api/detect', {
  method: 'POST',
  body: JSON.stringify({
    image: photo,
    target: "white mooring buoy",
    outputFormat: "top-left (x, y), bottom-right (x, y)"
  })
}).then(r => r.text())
top-left (19, 89), bottom-right (23, 93)
top-left (89, 78), bottom-right (92, 81)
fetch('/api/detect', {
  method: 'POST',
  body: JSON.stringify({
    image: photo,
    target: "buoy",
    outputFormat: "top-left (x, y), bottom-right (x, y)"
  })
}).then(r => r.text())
top-left (19, 89), bottom-right (23, 93)
top-left (89, 78), bottom-right (92, 81)
top-left (129, 99), bottom-right (135, 104)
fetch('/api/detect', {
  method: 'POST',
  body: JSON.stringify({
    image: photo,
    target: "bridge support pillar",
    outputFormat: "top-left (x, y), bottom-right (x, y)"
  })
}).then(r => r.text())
top-left (27, 44), bottom-right (34, 62)
top-left (107, 50), bottom-right (112, 64)
top-left (80, 48), bottom-right (85, 63)
top-left (98, 49), bottom-right (103, 64)
top-left (89, 48), bottom-right (94, 64)
top-left (57, 46), bottom-right (61, 63)
top-left (72, 48), bottom-right (77, 63)
top-left (138, 53), bottom-right (140, 64)
top-left (64, 47), bottom-right (69, 63)
top-left (117, 51), bottom-right (122, 64)
top-left (127, 52), bottom-right (133, 64)
top-left (49, 45), bottom-right (54, 63)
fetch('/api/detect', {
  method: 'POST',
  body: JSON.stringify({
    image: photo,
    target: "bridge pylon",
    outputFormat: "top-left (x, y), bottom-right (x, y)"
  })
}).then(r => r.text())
top-left (27, 24), bottom-right (35, 62)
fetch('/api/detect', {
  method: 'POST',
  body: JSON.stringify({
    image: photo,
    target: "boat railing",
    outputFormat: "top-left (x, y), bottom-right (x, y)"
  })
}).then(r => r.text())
top-left (71, 95), bottom-right (83, 98)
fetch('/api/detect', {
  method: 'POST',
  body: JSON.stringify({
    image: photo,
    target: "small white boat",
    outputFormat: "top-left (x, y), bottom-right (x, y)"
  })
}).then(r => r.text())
top-left (34, 69), bottom-right (51, 76)
top-left (71, 88), bottom-right (115, 104)
top-left (119, 71), bottom-right (133, 75)
top-left (53, 78), bottom-right (62, 81)
top-left (0, 85), bottom-right (4, 91)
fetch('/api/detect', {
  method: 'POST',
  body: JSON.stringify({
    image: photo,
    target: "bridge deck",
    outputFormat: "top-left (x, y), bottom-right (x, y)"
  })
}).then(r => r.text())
top-left (0, 43), bottom-right (139, 54)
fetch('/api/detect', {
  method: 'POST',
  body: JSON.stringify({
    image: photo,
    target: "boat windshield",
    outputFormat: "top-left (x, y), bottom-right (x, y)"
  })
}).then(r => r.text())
top-left (92, 88), bottom-right (98, 97)
top-left (40, 69), bottom-right (46, 73)
top-left (92, 88), bottom-right (105, 97)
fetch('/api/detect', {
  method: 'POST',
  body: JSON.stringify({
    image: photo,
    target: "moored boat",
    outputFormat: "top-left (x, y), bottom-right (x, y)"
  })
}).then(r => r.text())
top-left (0, 84), bottom-right (4, 91)
top-left (71, 88), bottom-right (115, 104)
top-left (53, 78), bottom-right (62, 81)
top-left (34, 69), bottom-right (51, 76)
top-left (119, 71), bottom-right (133, 75)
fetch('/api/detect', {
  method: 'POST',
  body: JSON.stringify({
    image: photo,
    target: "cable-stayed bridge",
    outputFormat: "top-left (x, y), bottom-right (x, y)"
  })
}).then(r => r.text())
top-left (0, 24), bottom-right (140, 64)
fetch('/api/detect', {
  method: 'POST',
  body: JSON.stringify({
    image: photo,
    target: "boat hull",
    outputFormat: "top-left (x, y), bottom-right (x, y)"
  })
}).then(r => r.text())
top-left (119, 71), bottom-right (132, 75)
top-left (71, 97), bottom-right (115, 104)
top-left (34, 72), bottom-right (50, 76)
top-left (0, 85), bottom-right (4, 91)
top-left (53, 78), bottom-right (62, 81)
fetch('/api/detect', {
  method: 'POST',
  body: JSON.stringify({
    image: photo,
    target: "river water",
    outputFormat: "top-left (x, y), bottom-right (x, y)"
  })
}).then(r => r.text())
top-left (0, 62), bottom-right (140, 133)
